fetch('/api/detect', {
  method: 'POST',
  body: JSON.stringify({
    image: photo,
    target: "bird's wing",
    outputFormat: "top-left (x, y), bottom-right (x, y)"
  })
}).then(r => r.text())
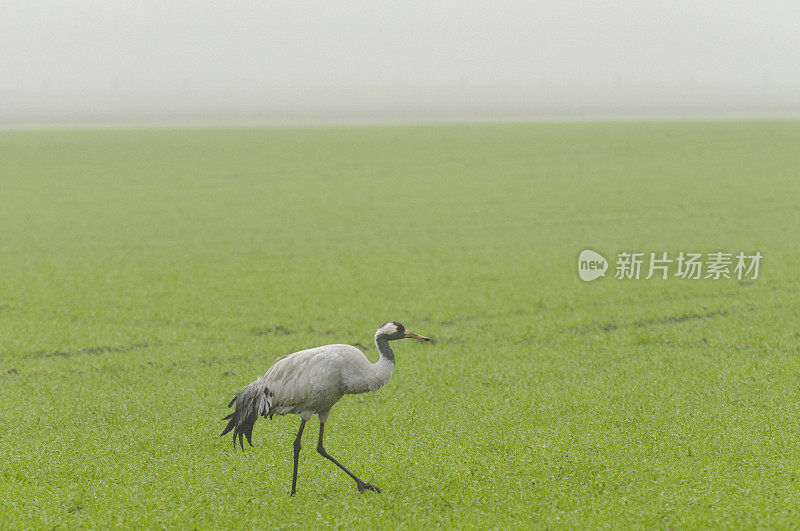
top-left (262, 344), bottom-right (363, 413)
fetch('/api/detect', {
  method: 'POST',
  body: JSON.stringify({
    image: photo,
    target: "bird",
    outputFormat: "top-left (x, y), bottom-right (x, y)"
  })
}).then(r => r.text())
top-left (221, 321), bottom-right (431, 495)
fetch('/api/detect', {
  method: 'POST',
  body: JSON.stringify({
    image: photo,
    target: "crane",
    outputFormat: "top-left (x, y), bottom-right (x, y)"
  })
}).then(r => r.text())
top-left (221, 321), bottom-right (431, 495)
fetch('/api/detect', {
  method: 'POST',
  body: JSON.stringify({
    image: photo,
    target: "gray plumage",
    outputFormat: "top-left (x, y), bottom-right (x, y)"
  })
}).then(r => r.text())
top-left (221, 321), bottom-right (430, 495)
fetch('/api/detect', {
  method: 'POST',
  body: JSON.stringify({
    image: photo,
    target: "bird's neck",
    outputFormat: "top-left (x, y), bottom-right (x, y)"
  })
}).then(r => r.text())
top-left (372, 334), bottom-right (396, 388)
top-left (374, 334), bottom-right (395, 363)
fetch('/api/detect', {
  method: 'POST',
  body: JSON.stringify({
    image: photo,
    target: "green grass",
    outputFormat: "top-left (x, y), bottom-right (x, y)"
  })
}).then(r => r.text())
top-left (1, 120), bottom-right (799, 528)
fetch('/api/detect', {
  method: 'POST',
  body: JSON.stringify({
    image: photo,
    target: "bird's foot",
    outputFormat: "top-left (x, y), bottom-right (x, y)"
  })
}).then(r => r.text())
top-left (357, 481), bottom-right (381, 494)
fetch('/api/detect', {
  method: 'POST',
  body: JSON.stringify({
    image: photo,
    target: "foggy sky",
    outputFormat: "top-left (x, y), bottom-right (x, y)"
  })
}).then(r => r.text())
top-left (2, 1), bottom-right (800, 125)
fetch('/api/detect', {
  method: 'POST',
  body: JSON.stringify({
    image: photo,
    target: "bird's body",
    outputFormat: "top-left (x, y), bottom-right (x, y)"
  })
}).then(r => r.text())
top-left (270, 343), bottom-right (396, 412)
top-left (221, 321), bottom-right (430, 495)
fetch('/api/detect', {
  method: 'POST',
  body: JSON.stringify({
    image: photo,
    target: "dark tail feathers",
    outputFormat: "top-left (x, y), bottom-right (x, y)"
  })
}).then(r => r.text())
top-left (220, 378), bottom-right (272, 450)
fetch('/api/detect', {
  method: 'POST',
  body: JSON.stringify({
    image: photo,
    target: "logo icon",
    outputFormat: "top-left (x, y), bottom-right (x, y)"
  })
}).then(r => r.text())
top-left (578, 250), bottom-right (608, 281)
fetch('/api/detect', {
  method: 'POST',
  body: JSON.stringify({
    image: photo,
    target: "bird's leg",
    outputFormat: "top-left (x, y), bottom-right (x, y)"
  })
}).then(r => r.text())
top-left (316, 422), bottom-right (381, 493)
top-left (291, 419), bottom-right (306, 496)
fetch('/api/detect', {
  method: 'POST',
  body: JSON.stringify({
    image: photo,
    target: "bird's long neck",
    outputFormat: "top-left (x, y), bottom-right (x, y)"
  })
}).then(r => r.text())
top-left (371, 333), bottom-right (396, 389)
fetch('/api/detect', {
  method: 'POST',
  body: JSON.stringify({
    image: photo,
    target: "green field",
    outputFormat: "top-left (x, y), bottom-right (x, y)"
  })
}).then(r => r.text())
top-left (2, 121), bottom-right (799, 528)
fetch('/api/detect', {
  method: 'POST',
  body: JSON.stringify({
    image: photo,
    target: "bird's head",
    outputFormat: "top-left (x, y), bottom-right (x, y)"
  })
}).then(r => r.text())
top-left (377, 321), bottom-right (430, 342)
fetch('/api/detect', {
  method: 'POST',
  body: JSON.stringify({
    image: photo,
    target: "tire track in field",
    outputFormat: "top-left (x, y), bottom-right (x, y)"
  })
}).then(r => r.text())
top-left (30, 342), bottom-right (152, 358)
top-left (581, 303), bottom-right (771, 335)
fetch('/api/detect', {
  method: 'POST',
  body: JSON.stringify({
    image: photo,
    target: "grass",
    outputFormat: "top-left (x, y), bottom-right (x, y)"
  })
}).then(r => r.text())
top-left (1, 120), bottom-right (799, 528)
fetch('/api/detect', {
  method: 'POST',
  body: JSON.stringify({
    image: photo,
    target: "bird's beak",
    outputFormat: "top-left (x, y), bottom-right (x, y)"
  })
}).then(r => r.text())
top-left (404, 330), bottom-right (431, 341)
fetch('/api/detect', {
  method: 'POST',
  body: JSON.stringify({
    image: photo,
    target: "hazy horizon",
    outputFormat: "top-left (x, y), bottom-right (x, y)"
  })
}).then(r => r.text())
top-left (3, 1), bottom-right (800, 126)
